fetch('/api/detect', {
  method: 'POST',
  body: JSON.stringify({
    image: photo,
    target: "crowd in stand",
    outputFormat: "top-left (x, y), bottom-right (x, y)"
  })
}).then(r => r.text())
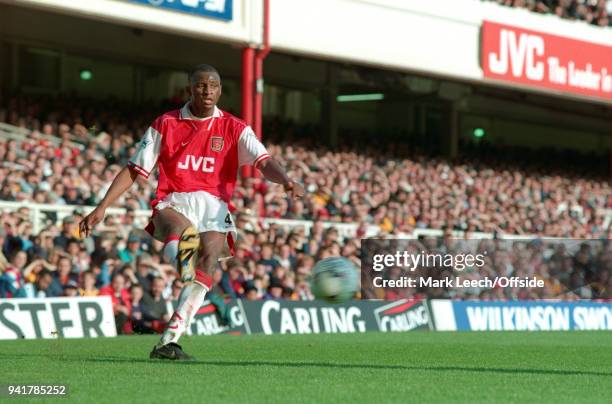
top-left (0, 92), bottom-right (611, 333)
top-left (486, 0), bottom-right (612, 26)
top-left (0, 206), bottom-right (354, 333)
top-left (1, 93), bottom-right (610, 239)
top-left (2, 129), bottom-right (609, 240)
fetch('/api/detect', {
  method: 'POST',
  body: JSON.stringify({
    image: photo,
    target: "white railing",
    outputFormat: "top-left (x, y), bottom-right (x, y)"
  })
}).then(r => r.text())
top-left (0, 201), bottom-right (151, 233)
top-left (0, 201), bottom-right (473, 239)
top-left (0, 200), bottom-right (562, 241)
top-left (259, 217), bottom-right (380, 239)
top-left (0, 122), bottom-right (85, 150)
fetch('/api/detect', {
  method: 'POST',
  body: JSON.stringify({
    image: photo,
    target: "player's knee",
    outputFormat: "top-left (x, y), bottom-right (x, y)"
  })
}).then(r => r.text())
top-left (176, 224), bottom-right (192, 237)
top-left (165, 223), bottom-right (192, 239)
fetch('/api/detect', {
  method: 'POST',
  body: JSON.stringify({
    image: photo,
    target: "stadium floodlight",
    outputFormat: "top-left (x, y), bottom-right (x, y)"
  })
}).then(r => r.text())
top-left (80, 69), bottom-right (93, 81)
top-left (472, 128), bottom-right (486, 138)
top-left (336, 93), bottom-right (384, 102)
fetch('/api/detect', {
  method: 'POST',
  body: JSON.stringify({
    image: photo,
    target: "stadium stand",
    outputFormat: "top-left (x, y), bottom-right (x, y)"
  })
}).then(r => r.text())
top-left (1, 92), bottom-right (610, 333)
top-left (1, 93), bottom-right (610, 236)
top-left (485, 0), bottom-right (612, 26)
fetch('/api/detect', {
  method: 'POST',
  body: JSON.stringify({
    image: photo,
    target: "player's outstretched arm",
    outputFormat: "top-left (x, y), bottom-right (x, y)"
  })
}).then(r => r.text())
top-left (258, 158), bottom-right (305, 199)
top-left (79, 166), bottom-right (139, 237)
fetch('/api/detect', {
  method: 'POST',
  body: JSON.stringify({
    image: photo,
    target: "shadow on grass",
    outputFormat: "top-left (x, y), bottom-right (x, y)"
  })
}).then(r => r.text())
top-left (95, 358), bottom-right (612, 377)
top-left (2, 352), bottom-right (609, 378)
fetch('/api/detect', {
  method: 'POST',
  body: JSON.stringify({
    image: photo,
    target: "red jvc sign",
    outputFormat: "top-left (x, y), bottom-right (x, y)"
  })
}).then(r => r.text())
top-left (481, 20), bottom-right (612, 101)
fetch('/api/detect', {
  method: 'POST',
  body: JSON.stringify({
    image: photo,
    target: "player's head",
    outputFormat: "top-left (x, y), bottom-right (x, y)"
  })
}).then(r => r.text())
top-left (187, 64), bottom-right (222, 115)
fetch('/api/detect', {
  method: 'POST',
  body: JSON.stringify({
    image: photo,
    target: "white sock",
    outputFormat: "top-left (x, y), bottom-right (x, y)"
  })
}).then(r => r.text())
top-left (162, 236), bottom-right (179, 266)
top-left (158, 282), bottom-right (208, 347)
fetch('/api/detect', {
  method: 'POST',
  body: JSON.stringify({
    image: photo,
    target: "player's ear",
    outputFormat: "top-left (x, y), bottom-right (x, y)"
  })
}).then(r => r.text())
top-left (218, 84), bottom-right (222, 98)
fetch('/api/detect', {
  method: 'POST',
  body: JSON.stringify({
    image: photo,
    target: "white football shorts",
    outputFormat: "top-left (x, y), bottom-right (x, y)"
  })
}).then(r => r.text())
top-left (152, 190), bottom-right (237, 257)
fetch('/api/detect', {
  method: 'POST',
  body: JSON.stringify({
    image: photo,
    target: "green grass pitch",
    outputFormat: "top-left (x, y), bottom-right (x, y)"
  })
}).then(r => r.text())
top-left (1, 332), bottom-right (611, 403)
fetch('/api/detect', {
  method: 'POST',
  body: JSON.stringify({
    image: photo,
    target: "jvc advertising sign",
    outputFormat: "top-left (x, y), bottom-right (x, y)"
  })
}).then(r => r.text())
top-left (481, 20), bottom-right (612, 101)
top-left (130, 0), bottom-right (233, 22)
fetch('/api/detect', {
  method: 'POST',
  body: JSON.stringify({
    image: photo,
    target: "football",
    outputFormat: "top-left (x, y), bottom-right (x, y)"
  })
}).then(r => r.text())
top-left (311, 257), bottom-right (360, 303)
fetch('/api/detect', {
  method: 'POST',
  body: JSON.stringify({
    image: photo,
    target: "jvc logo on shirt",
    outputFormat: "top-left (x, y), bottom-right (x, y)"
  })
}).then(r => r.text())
top-left (178, 155), bottom-right (215, 172)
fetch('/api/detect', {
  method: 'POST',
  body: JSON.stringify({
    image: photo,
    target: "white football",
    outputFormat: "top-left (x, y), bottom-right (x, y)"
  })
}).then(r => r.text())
top-left (311, 257), bottom-right (359, 303)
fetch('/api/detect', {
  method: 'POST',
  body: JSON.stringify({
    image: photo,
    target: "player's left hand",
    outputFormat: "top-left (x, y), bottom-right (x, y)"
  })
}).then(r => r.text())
top-left (284, 180), bottom-right (305, 199)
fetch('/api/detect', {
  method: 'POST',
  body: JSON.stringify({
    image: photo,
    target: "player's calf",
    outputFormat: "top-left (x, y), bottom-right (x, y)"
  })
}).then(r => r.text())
top-left (153, 232), bottom-right (222, 358)
top-left (177, 225), bottom-right (199, 283)
top-left (154, 272), bottom-right (208, 353)
top-left (161, 234), bottom-right (180, 266)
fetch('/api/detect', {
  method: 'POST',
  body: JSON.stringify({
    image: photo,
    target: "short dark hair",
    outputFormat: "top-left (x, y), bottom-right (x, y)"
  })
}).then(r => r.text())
top-left (66, 238), bottom-right (80, 247)
top-left (188, 64), bottom-right (220, 83)
top-left (38, 269), bottom-right (52, 279)
top-left (9, 249), bottom-right (25, 261)
top-left (130, 284), bottom-right (142, 291)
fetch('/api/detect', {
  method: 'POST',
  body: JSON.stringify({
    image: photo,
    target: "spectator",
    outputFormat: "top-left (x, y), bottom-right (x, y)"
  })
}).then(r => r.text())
top-left (63, 187), bottom-right (84, 205)
top-left (119, 233), bottom-right (143, 264)
top-left (64, 280), bottom-right (80, 297)
top-left (0, 250), bottom-right (27, 297)
top-left (244, 281), bottom-right (259, 301)
top-left (29, 230), bottom-right (54, 261)
top-left (265, 277), bottom-right (284, 300)
top-left (142, 277), bottom-right (170, 323)
top-left (22, 258), bottom-right (54, 284)
top-left (100, 273), bottom-right (132, 334)
top-left (66, 238), bottom-right (89, 274)
top-left (276, 244), bottom-right (296, 271)
top-left (80, 270), bottom-right (99, 297)
top-left (257, 243), bottom-right (281, 273)
top-left (19, 269), bottom-right (54, 298)
top-left (0, 228), bottom-right (8, 271)
top-left (135, 253), bottom-right (155, 292)
top-left (49, 256), bottom-right (76, 297)
top-left (130, 284), bottom-right (163, 334)
top-left (169, 279), bottom-right (184, 301)
top-left (53, 217), bottom-right (80, 250)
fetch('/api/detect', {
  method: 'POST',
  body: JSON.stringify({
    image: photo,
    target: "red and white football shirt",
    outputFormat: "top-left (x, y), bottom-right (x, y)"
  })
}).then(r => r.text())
top-left (128, 103), bottom-right (270, 208)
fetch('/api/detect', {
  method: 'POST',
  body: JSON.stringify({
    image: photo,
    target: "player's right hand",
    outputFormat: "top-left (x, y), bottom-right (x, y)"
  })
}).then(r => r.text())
top-left (79, 207), bottom-right (106, 238)
top-left (284, 180), bottom-right (305, 199)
